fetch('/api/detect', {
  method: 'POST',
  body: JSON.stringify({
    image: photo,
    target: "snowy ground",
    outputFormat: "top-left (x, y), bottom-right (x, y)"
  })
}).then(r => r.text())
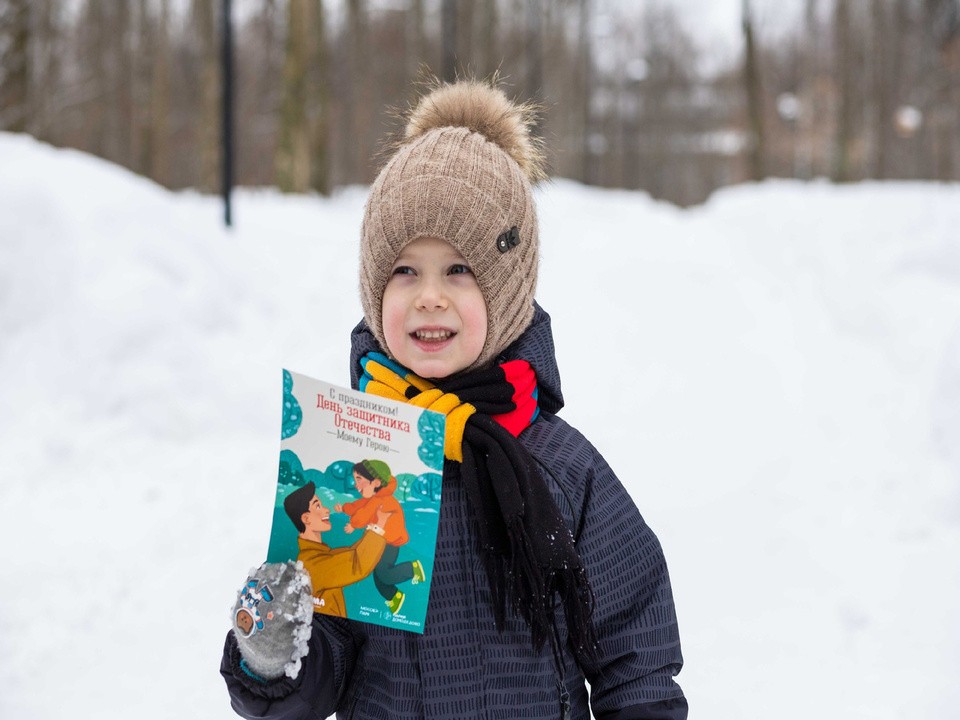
top-left (1, 132), bottom-right (959, 719)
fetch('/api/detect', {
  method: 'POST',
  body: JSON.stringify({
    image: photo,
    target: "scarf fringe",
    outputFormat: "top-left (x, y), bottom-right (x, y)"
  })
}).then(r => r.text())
top-left (488, 518), bottom-right (598, 668)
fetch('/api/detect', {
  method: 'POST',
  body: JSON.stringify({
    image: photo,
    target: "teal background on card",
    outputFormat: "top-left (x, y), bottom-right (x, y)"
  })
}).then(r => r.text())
top-left (267, 449), bottom-right (442, 633)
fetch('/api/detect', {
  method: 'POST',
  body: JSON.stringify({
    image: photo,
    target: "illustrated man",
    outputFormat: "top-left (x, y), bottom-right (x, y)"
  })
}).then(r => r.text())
top-left (283, 481), bottom-right (388, 618)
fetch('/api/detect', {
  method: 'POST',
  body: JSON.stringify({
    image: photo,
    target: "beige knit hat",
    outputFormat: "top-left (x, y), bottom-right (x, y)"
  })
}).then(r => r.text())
top-left (359, 80), bottom-right (546, 371)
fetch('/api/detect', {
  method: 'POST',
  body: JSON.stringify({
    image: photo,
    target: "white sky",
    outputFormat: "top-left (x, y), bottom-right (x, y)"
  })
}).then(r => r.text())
top-left (613, 0), bottom-right (807, 57)
top-left (258, 0), bottom-right (808, 51)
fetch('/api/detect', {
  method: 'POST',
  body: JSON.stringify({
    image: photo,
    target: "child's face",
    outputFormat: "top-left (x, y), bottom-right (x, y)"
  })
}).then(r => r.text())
top-left (353, 471), bottom-right (378, 498)
top-left (382, 237), bottom-right (487, 379)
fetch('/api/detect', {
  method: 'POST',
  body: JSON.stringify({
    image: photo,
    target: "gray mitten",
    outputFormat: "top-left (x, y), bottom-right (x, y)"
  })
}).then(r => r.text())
top-left (231, 561), bottom-right (314, 681)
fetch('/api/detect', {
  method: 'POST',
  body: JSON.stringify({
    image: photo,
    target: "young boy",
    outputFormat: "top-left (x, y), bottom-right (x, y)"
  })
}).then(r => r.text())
top-left (222, 79), bottom-right (687, 719)
top-left (335, 460), bottom-right (426, 614)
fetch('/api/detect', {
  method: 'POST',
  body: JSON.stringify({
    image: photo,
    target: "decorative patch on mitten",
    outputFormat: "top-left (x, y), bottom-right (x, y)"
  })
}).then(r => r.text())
top-left (235, 579), bottom-right (275, 638)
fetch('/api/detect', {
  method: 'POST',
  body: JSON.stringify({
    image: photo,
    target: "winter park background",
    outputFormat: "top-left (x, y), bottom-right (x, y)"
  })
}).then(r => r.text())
top-left (1, 131), bottom-right (959, 718)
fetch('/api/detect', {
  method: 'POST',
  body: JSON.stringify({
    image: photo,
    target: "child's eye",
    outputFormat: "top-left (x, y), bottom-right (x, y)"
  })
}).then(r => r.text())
top-left (391, 265), bottom-right (415, 276)
top-left (448, 264), bottom-right (472, 276)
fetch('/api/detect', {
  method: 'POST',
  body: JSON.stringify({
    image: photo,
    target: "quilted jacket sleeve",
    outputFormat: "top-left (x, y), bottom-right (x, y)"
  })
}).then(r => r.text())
top-left (528, 414), bottom-right (687, 720)
top-left (221, 614), bottom-right (359, 720)
top-left (575, 444), bottom-right (687, 720)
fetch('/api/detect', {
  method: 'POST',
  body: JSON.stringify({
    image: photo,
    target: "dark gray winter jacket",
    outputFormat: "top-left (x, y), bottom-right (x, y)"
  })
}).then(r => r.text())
top-left (221, 305), bottom-right (687, 720)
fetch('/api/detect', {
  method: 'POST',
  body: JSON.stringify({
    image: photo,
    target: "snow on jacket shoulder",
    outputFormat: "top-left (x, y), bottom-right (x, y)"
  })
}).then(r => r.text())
top-left (221, 304), bottom-right (687, 720)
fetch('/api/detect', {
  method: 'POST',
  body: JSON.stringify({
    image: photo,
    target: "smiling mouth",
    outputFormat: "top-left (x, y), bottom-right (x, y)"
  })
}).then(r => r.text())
top-left (412, 329), bottom-right (455, 341)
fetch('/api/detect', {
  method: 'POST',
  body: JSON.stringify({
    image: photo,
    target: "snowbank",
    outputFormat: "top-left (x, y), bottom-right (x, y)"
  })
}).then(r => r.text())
top-left (1, 132), bottom-right (958, 718)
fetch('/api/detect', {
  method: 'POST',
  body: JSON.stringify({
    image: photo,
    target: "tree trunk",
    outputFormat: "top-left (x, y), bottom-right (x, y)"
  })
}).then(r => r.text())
top-left (871, 0), bottom-right (893, 179)
top-left (406, 0), bottom-right (427, 80)
top-left (309, 0), bottom-right (329, 195)
top-left (344, 0), bottom-right (370, 182)
top-left (579, 0), bottom-right (594, 184)
top-left (149, 0), bottom-right (171, 186)
top-left (0, 0), bottom-right (31, 132)
top-left (277, 0), bottom-right (311, 192)
top-left (526, 0), bottom-right (544, 109)
top-left (832, 0), bottom-right (856, 182)
top-left (193, 0), bottom-right (220, 192)
top-left (742, 0), bottom-right (766, 180)
top-left (441, 0), bottom-right (457, 82)
top-left (476, 0), bottom-right (498, 79)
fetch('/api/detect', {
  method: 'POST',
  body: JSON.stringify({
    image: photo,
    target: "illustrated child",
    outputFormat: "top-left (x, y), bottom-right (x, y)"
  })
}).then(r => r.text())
top-left (223, 79), bottom-right (687, 718)
top-left (283, 481), bottom-right (388, 618)
top-left (334, 459), bottom-right (426, 615)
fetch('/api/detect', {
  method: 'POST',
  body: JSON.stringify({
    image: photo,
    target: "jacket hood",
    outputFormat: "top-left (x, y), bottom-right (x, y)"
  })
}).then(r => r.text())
top-left (349, 302), bottom-right (564, 415)
top-left (378, 476), bottom-right (398, 497)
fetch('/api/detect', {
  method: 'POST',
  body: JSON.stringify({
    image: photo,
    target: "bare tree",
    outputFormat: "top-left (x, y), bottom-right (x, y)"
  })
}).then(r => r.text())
top-left (441, 0), bottom-right (457, 81)
top-left (742, 0), bottom-right (766, 180)
top-left (832, 0), bottom-right (858, 181)
top-left (526, 0), bottom-right (544, 107)
top-left (190, 0), bottom-right (220, 191)
top-left (406, 0), bottom-right (428, 80)
top-left (148, 0), bottom-right (172, 186)
top-left (341, 0), bottom-right (370, 182)
top-left (578, 0), bottom-right (595, 184)
top-left (276, 0), bottom-right (312, 192)
top-left (309, 0), bottom-right (330, 194)
top-left (474, 0), bottom-right (499, 79)
top-left (0, 0), bottom-right (31, 132)
top-left (234, 0), bottom-right (281, 186)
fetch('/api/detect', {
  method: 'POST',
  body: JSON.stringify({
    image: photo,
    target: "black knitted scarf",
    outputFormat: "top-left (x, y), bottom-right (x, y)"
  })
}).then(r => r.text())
top-left (359, 351), bottom-right (596, 666)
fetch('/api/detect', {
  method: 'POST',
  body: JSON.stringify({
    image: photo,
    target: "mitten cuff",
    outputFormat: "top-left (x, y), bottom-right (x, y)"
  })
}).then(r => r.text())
top-left (226, 632), bottom-right (302, 699)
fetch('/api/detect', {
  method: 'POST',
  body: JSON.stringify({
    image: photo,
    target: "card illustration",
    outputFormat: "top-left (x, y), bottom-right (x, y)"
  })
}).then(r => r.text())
top-left (266, 370), bottom-right (444, 634)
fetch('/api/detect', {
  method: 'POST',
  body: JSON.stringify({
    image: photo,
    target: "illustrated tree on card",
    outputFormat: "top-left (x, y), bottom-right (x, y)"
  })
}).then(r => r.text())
top-left (417, 411), bottom-right (444, 471)
top-left (281, 369), bottom-right (302, 439)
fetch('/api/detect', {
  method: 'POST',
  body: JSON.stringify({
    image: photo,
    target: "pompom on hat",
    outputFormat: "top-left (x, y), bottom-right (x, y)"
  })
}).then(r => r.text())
top-left (359, 79), bottom-right (546, 372)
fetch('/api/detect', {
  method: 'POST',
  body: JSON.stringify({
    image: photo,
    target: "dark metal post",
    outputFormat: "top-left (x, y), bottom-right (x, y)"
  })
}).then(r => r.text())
top-left (221, 0), bottom-right (235, 227)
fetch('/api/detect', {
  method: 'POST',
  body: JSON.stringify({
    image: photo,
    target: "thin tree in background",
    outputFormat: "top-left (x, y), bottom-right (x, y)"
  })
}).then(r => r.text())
top-left (578, 0), bottom-right (594, 184)
top-left (222, 0), bottom-right (235, 226)
top-left (925, 0), bottom-right (959, 179)
top-left (832, 0), bottom-right (856, 181)
top-left (742, 0), bottom-right (766, 180)
top-left (308, 0), bottom-right (329, 195)
top-left (441, 0), bottom-right (457, 82)
top-left (133, 0), bottom-right (154, 176)
top-left (870, 0), bottom-right (891, 178)
top-left (235, 0), bottom-right (282, 186)
top-left (149, 0), bottom-right (171, 186)
top-left (0, 0), bottom-right (31, 133)
top-left (796, 0), bottom-right (819, 179)
top-left (277, 0), bottom-right (312, 192)
top-left (77, 1), bottom-right (110, 161)
top-left (193, 0), bottom-right (220, 192)
top-left (29, 2), bottom-right (61, 140)
top-left (456, 0), bottom-right (475, 75)
top-left (406, 0), bottom-right (427, 82)
top-left (475, 0), bottom-right (498, 79)
top-left (343, 0), bottom-right (370, 182)
top-left (526, 0), bottom-right (544, 109)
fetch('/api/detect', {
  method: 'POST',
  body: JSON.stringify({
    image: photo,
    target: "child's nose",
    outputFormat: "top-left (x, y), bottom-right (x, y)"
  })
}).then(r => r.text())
top-left (415, 275), bottom-right (448, 310)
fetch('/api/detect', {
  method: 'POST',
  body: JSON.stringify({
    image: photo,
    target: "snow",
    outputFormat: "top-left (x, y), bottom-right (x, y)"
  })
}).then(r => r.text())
top-left (2, 131), bottom-right (959, 718)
